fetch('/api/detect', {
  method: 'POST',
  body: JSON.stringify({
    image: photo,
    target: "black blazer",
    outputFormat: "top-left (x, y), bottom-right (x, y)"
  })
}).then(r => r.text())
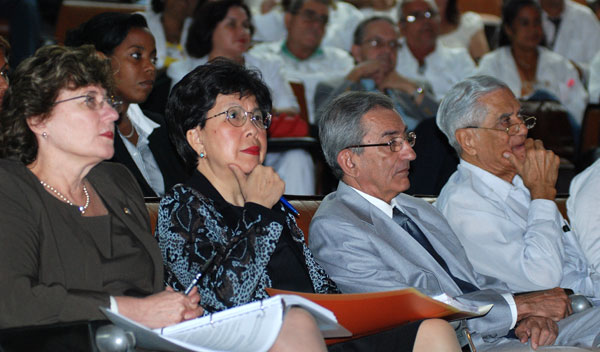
top-left (111, 109), bottom-right (189, 197)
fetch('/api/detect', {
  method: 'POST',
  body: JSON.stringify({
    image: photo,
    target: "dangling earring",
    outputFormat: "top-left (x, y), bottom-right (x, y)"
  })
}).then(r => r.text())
top-left (42, 132), bottom-right (48, 138)
top-left (199, 152), bottom-right (205, 159)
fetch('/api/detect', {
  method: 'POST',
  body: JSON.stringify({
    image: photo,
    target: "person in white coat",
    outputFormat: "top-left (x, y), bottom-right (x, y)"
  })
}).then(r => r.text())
top-left (540, 0), bottom-right (600, 81)
top-left (475, 0), bottom-right (587, 130)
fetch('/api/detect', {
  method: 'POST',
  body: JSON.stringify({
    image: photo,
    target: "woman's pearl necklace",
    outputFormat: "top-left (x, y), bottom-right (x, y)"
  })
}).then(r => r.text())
top-left (39, 180), bottom-right (90, 214)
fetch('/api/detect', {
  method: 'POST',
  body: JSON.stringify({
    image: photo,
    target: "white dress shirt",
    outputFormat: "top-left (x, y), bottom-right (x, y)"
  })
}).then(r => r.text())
top-left (251, 1), bottom-right (364, 52)
top-left (139, 10), bottom-right (192, 69)
top-left (119, 104), bottom-right (165, 197)
top-left (568, 159), bottom-right (600, 274)
top-left (249, 40), bottom-right (354, 124)
top-left (167, 52), bottom-right (299, 111)
top-left (351, 185), bottom-right (518, 327)
top-left (476, 46), bottom-right (588, 126)
top-left (439, 12), bottom-right (484, 50)
top-left (541, 0), bottom-right (600, 77)
top-left (589, 51), bottom-right (600, 104)
top-left (437, 160), bottom-right (600, 300)
top-left (395, 40), bottom-right (476, 101)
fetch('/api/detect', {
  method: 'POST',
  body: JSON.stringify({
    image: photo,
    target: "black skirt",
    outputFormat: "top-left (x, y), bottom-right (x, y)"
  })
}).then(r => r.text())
top-left (327, 320), bottom-right (423, 352)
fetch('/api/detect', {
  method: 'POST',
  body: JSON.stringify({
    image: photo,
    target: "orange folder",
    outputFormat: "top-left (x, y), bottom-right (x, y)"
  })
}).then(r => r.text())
top-left (266, 287), bottom-right (489, 339)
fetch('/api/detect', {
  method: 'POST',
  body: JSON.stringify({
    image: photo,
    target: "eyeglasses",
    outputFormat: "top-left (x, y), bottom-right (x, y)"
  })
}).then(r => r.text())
top-left (297, 9), bottom-right (328, 26)
top-left (54, 94), bottom-right (123, 113)
top-left (465, 116), bottom-right (536, 136)
top-left (403, 10), bottom-right (437, 23)
top-left (362, 38), bottom-right (401, 50)
top-left (344, 131), bottom-right (416, 152)
top-left (207, 106), bottom-right (272, 130)
top-left (0, 63), bottom-right (9, 84)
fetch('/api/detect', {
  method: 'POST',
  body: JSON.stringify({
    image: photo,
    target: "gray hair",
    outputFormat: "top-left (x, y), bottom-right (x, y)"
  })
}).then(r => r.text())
top-left (353, 16), bottom-right (396, 45)
top-left (436, 75), bottom-right (511, 154)
top-left (398, 0), bottom-right (438, 21)
top-left (284, 0), bottom-right (332, 13)
top-left (318, 91), bottom-right (395, 180)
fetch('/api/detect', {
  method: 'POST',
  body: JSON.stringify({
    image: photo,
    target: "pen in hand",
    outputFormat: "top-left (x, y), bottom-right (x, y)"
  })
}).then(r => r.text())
top-left (280, 196), bottom-right (299, 217)
top-left (184, 254), bottom-right (216, 295)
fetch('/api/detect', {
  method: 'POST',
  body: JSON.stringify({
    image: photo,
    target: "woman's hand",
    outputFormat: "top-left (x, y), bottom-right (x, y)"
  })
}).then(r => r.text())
top-left (115, 286), bottom-right (203, 329)
top-left (230, 163), bottom-right (285, 209)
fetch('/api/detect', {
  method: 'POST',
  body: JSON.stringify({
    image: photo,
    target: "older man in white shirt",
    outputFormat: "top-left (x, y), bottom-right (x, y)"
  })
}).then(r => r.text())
top-left (395, 0), bottom-right (475, 101)
top-left (435, 75), bottom-right (600, 301)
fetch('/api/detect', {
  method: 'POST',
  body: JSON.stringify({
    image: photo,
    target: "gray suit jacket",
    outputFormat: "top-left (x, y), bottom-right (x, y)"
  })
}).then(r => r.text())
top-left (0, 160), bottom-right (163, 328)
top-left (309, 181), bottom-right (515, 344)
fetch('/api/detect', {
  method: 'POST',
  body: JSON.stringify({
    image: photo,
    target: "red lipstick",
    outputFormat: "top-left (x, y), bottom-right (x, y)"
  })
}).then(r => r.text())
top-left (241, 146), bottom-right (260, 155)
top-left (101, 131), bottom-right (114, 139)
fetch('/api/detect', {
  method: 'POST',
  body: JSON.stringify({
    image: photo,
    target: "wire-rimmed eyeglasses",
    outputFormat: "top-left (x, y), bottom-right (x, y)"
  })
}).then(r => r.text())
top-left (465, 116), bottom-right (536, 136)
top-left (54, 94), bottom-right (123, 113)
top-left (0, 63), bottom-right (9, 84)
top-left (206, 106), bottom-right (272, 130)
top-left (344, 131), bottom-right (417, 152)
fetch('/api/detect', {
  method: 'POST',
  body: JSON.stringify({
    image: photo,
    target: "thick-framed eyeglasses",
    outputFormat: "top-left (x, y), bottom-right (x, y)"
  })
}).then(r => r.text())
top-left (403, 10), bottom-right (437, 23)
top-left (0, 63), bottom-right (9, 83)
top-left (54, 94), bottom-right (123, 113)
top-left (207, 106), bottom-right (272, 130)
top-left (465, 116), bottom-right (536, 136)
top-left (362, 38), bottom-right (401, 50)
top-left (344, 131), bottom-right (417, 152)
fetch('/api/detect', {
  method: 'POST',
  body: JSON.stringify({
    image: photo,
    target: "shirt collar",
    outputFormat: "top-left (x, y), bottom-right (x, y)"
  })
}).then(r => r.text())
top-left (281, 41), bottom-right (324, 61)
top-left (126, 104), bottom-right (160, 140)
top-left (459, 159), bottom-right (526, 202)
top-left (348, 183), bottom-right (396, 219)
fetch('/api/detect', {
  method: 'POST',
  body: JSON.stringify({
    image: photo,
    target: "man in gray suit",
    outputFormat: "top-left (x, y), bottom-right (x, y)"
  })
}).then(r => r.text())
top-left (309, 90), bottom-right (600, 350)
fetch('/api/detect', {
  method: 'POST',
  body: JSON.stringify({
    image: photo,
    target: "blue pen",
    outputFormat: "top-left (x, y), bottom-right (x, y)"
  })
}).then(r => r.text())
top-left (280, 196), bottom-right (300, 217)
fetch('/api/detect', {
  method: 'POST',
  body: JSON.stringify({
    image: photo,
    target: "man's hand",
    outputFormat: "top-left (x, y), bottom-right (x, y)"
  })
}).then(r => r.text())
top-left (346, 60), bottom-right (384, 83)
top-left (515, 287), bottom-right (572, 322)
top-left (515, 316), bottom-right (558, 349)
top-left (503, 138), bottom-right (559, 200)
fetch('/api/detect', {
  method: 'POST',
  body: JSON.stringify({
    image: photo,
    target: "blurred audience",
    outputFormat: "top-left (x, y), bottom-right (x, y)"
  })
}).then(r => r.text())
top-left (315, 17), bottom-right (437, 131)
top-left (435, 0), bottom-right (490, 61)
top-left (250, 0), bottom-right (354, 124)
top-left (395, 0), bottom-right (475, 101)
top-left (476, 0), bottom-right (587, 132)
top-left (252, 0), bottom-right (364, 52)
top-left (539, 0), bottom-right (600, 81)
top-left (66, 13), bottom-right (188, 197)
top-left (140, 0), bottom-right (198, 70)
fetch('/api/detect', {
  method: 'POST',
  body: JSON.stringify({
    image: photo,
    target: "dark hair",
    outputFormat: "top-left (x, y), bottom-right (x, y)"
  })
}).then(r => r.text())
top-left (65, 12), bottom-right (149, 56)
top-left (151, 0), bottom-right (165, 13)
top-left (443, 0), bottom-right (460, 25)
top-left (284, 0), bottom-right (331, 13)
top-left (0, 35), bottom-right (10, 60)
top-left (353, 16), bottom-right (395, 45)
top-left (0, 45), bottom-right (114, 165)
top-left (499, 0), bottom-right (544, 47)
top-left (166, 58), bottom-right (272, 170)
top-left (186, 0), bottom-right (254, 58)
